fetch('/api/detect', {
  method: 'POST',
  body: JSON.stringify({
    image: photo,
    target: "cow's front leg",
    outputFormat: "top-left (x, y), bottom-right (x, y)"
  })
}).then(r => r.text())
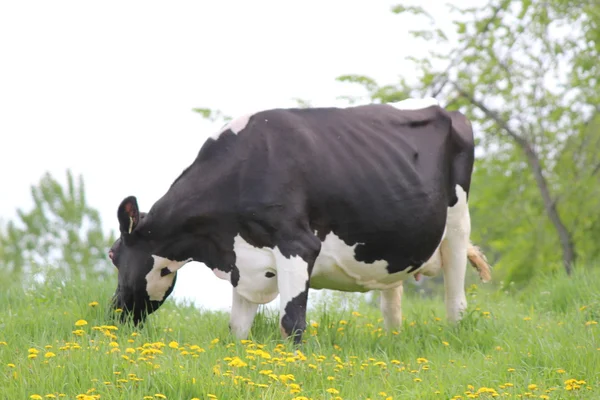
top-left (380, 282), bottom-right (404, 331)
top-left (273, 235), bottom-right (321, 345)
top-left (229, 288), bottom-right (259, 340)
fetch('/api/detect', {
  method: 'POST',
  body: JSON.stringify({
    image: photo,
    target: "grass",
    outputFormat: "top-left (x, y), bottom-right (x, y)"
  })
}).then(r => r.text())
top-left (1, 267), bottom-right (599, 400)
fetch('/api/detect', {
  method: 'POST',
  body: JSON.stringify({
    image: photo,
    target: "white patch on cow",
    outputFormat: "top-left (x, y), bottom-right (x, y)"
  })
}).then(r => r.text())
top-left (212, 268), bottom-right (231, 282)
top-left (145, 255), bottom-right (192, 301)
top-left (229, 289), bottom-right (259, 340)
top-left (440, 184), bottom-right (470, 322)
top-left (388, 96), bottom-right (440, 110)
top-left (310, 233), bottom-right (414, 292)
top-left (380, 283), bottom-right (404, 331)
top-left (232, 234), bottom-right (279, 304)
top-left (210, 112), bottom-right (255, 140)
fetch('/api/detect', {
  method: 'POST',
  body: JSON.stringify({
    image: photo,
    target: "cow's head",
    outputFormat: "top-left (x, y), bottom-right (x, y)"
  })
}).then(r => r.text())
top-left (108, 196), bottom-right (189, 326)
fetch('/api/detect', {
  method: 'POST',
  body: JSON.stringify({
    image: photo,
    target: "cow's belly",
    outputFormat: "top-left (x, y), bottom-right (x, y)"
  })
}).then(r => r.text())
top-left (226, 229), bottom-right (444, 304)
top-left (310, 232), bottom-right (417, 292)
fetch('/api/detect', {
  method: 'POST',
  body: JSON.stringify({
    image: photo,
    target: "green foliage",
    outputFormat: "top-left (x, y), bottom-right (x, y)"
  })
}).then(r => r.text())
top-left (0, 169), bottom-right (116, 283)
top-left (1, 263), bottom-right (599, 398)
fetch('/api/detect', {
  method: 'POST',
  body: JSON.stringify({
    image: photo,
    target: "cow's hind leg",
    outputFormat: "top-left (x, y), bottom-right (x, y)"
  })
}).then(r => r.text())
top-left (273, 230), bottom-right (321, 345)
top-left (380, 283), bottom-right (404, 331)
top-left (229, 288), bottom-right (259, 340)
top-left (441, 185), bottom-right (471, 323)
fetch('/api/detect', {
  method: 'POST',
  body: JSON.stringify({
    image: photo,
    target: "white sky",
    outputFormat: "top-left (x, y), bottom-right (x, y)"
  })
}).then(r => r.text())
top-left (0, 0), bottom-right (477, 311)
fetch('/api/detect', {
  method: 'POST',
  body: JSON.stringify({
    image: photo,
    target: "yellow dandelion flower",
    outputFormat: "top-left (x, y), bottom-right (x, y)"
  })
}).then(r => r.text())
top-left (523, 317), bottom-right (532, 321)
top-left (585, 321), bottom-right (597, 326)
top-left (88, 301), bottom-right (99, 307)
top-left (528, 384), bottom-right (537, 390)
top-left (416, 358), bottom-right (428, 364)
top-left (326, 388), bottom-right (340, 394)
top-left (292, 397), bottom-right (309, 400)
top-left (44, 352), bottom-right (56, 358)
top-left (507, 368), bottom-right (515, 372)
top-left (442, 341), bottom-right (449, 346)
top-left (327, 376), bottom-right (335, 381)
top-left (539, 396), bottom-right (549, 400)
top-left (556, 369), bottom-right (566, 374)
top-left (74, 319), bottom-right (88, 326)
top-left (414, 378), bottom-right (422, 382)
top-left (154, 395), bottom-right (167, 399)
top-left (168, 341), bottom-right (179, 349)
top-left (28, 354), bottom-right (37, 359)
top-left (0, 341), bottom-right (7, 346)
top-left (228, 357), bottom-right (248, 368)
top-left (210, 338), bottom-right (219, 345)
top-left (7, 363), bottom-right (16, 368)
top-left (45, 395), bottom-right (57, 398)
top-left (30, 395), bottom-right (43, 400)
top-left (207, 395), bottom-right (217, 400)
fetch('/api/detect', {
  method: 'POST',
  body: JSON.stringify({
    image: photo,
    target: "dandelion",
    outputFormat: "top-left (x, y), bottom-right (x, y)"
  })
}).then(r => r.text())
top-left (528, 384), bottom-right (537, 391)
top-left (168, 341), bottom-right (179, 349)
top-left (327, 388), bottom-right (340, 394)
top-left (154, 395), bottom-right (167, 399)
top-left (88, 301), bottom-right (99, 307)
top-left (228, 357), bottom-right (248, 368)
top-left (30, 396), bottom-right (43, 400)
top-left (44, 352), bottom-right (56, 358)
top-left (585, 321), bottom-right (597, 326)
top-left (207, 395), bottom-right (217, 399)
top-left (442, 341), bottom-right (449, 346)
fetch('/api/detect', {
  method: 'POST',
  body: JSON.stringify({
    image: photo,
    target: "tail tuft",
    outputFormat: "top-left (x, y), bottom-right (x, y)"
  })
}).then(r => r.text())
top-left (467, 242), bottom-right (492, 283)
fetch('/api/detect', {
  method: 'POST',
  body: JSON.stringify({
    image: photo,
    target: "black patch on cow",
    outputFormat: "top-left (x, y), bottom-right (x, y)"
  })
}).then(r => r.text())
top-left (281, 281), bottom-right (310, 345)
top-left (230, 264), bottom-right (240, 287)
top-left (265, 271), bottom-right (275, 278)
top-left (160, 267), bottom-right (171, 277)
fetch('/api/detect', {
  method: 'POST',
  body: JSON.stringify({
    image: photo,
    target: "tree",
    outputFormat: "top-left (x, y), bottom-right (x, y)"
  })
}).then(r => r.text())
top-left (0, 169), bottom-right (116, 284)
top-left (333, 0), bottom-right (600, 280)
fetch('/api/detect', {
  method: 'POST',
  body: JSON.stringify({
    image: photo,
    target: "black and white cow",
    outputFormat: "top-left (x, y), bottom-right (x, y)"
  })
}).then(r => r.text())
top-left (108, 98), bottom-right (491, 344)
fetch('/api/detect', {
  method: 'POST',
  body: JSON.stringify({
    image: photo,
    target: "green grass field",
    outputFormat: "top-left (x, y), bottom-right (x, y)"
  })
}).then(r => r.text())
top-left (1, 267), bottom-right (599, 400)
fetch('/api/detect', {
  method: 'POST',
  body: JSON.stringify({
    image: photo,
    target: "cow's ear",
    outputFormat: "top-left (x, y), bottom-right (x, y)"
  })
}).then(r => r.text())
top-left (117, 196), bottom-right (140, 235)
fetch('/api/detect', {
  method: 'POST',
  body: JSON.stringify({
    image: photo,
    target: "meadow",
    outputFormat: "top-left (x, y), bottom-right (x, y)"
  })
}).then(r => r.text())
top-left (1, 267), bottom-right (598, 400)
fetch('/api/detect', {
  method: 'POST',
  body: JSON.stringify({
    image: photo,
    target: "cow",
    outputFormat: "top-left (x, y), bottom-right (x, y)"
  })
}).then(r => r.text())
top-left (107, 97), bottom-right (492, 344)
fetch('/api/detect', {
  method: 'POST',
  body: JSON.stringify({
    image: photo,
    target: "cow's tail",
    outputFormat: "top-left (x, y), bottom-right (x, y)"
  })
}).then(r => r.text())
top-left (467, 242), bottom-right (492, 283)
